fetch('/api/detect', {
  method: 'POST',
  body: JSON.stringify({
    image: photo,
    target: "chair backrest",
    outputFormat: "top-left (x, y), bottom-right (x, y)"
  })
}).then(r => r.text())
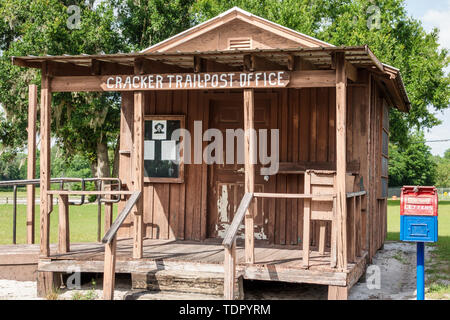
top-left (304, 170), bottom-right (356, 221)
top-left (305, 170), bottom-right (335, 221)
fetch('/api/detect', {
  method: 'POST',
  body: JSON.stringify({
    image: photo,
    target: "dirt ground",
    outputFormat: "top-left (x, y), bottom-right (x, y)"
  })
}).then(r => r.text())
top-left (0, 242), bottom-right (444, 300)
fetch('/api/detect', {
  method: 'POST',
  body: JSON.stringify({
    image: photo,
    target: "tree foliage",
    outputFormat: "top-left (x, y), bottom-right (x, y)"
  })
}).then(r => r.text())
top-left (0, 0), bottom-right (448, 182)
top-left (112, 0), bottom-right (195, 51)
top-left (0, 0), bottom-right (125, 177)
top-left (388, 132), bottom-right (437, 186)
top-left (434, 149), bottom-right (450, 188)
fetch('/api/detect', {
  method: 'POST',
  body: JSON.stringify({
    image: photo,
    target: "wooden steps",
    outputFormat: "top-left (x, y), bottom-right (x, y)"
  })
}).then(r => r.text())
top-left (131, 270), bottom-right (244, 299)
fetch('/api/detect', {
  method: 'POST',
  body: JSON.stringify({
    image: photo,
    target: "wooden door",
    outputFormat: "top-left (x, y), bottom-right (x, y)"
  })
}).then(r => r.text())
top-left (207, 92), bottom-right (277, 240)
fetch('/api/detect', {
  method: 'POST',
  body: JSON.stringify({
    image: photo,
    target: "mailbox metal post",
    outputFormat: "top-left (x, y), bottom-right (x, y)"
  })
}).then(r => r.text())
top-left (417, 242), bottom-right (425, 300)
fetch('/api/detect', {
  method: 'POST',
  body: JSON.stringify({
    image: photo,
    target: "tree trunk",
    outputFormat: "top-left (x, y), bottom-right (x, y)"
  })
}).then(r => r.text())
top-left (90, 162), bottom-right (98, 178)
top-left (96, 141), bottom-right (110, 178)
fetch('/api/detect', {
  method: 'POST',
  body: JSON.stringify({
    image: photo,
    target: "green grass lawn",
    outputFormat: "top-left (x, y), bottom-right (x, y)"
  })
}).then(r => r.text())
top-left (0, 204), bottom-right (117, 245)
top-left (387, 200), bottom-right (450, 299)
top-left (0, 189), bottom-right (39, 199)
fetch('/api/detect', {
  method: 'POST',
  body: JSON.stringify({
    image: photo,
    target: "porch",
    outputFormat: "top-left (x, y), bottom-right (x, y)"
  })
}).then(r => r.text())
top-left (9, 43), bottom-right (404, 300)
top-left (34, 238), bottom-right (367, 299)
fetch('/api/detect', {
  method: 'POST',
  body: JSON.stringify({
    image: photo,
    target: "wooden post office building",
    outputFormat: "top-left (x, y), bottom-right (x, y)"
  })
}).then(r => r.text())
top-left (11, 7), bottom-right (410, 299)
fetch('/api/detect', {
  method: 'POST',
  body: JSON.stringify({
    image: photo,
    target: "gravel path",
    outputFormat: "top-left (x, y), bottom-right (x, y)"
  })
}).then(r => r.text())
top-left (349, 242), bottom-right (424, 300)
top-left (0, 280), bottom-right (42, 300)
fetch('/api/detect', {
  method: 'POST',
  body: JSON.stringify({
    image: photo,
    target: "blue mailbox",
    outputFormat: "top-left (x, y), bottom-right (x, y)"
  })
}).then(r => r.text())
top-left (400, 186), bottom-right (438, 301)
top-left (400, 186), bottom-right (438, 242)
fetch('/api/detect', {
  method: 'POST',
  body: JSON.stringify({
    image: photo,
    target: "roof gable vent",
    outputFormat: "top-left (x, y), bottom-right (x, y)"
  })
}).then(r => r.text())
top-left (229, 38), bottom-right (252, 50)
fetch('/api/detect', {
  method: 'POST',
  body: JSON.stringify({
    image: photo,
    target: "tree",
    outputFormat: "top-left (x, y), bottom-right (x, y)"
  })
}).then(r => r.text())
top-left (0, 0), bottom-right (126, 178)
top-left (0, 149), bottom-right (26, 182)
top-left (388, 132), bottom-right (437, 186)
top-left (0, 0), bottom-right (200, 178)
top-left (191, 0), bottom-right (449, 147)
top-left (112, 0), bottom-right (195, 51)
top-left (0, 0), bottom-right (448, 182)
top-left (434, 148), bottom-right (450, 188)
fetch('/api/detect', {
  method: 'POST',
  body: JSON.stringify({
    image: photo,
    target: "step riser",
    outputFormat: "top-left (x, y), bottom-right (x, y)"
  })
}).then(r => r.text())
top-left (131, 273), bottom-right (244, 299)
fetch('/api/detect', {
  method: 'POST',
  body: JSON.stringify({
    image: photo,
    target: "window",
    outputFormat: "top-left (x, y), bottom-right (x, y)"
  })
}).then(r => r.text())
top-left (144, 115), bottom-right (185, 183)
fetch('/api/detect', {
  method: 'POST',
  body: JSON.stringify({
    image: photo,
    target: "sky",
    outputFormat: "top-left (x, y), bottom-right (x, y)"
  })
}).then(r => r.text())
top-left (405, 0), bottom-right (450, 156)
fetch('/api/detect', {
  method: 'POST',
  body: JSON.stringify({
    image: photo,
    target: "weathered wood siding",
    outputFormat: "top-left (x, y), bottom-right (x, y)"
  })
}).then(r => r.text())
top-left (367, 77), bottom-right (390, 258)
top-left (168, 19), bottom-right (305, 52)
top-left (117, 76), bottom-right (387, 261)
top-left (118, 90), bottom-right (208, 241)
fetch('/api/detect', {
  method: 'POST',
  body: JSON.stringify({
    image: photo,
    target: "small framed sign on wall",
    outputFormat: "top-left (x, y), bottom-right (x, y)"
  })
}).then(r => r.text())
top-left (144, 115), bottom-right (185, 183)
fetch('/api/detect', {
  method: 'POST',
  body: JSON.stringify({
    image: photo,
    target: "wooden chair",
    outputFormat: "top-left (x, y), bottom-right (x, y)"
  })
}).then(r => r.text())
top-left (302, 170), bottom-right (355, 269)
top-left (302, 170), bottom-right (336, 269)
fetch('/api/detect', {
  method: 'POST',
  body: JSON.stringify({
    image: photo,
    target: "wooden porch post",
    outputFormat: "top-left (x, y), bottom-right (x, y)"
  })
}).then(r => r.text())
top-left (40, 64), bottom-right (51, 257)
top-left (132, 91), bottom-right (144, 259)
top-left (103, 235), bottom-right (117, 300)
top-left (224, 240), bottom-right (236, 299)
top-left (244, 88), bottom-right (255, 264)
top-left (27, 84), bottom-right (37, 244)
top-left (335, 52), bottom-right (348, 270)
top-left (58, 195), bottom-right (70, 253)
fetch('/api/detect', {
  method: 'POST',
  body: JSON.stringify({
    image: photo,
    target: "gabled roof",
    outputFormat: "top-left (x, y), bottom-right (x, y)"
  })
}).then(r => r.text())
top-left (141, 6), bottom-right (334, 53)
top-left (11, 8), bottom-right (410, 112)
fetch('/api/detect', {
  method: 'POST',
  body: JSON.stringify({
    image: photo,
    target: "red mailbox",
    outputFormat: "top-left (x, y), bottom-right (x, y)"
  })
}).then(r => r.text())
top-left (400, 186), bottom-right (438, 216)
top-left (400, 186), bottom-right (438, 243)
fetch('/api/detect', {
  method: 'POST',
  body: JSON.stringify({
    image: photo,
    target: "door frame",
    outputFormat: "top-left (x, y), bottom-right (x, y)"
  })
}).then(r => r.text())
top-left (205, 90), bottom-right (279, 239)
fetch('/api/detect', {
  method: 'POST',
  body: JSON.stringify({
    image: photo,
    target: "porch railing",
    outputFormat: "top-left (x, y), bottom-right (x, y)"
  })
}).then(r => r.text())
top-left (222, 190), bottom-right (367, 299)
top-left (347, 191), bottom-right (368, 261)
top-left (101, 191), bottom-right (141, 300)
top-left (0, 177), bottom-right (120, 244)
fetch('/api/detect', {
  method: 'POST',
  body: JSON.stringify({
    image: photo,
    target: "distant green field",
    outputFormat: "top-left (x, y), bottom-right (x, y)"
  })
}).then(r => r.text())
top-left (0, 204), bottom-right (117, 245)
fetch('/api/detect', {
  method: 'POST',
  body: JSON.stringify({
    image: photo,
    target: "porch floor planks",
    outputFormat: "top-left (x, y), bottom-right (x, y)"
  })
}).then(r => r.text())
top-left (44, 239), bottom-right (344, 270)
top-left (26, 239), bottom-right (367, 287)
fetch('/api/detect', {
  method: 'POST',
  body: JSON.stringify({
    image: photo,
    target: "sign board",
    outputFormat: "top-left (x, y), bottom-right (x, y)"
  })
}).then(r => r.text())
top-left (102, 71), bottom-right (289, 91)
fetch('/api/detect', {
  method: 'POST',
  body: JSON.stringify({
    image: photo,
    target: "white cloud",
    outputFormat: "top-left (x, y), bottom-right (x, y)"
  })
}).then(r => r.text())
top-left (422, 1), bottom-right (450, 50)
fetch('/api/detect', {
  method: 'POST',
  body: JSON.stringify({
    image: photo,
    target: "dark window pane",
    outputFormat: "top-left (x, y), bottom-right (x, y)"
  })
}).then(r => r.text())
top-left (381, 178), bottom-right (388, 198)
top-left (383, 103), bottom-right (389, 130)
top-left (382, 157), bottom-right (388, 177)
top-left (382, 131), bottom-right (389, 155)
